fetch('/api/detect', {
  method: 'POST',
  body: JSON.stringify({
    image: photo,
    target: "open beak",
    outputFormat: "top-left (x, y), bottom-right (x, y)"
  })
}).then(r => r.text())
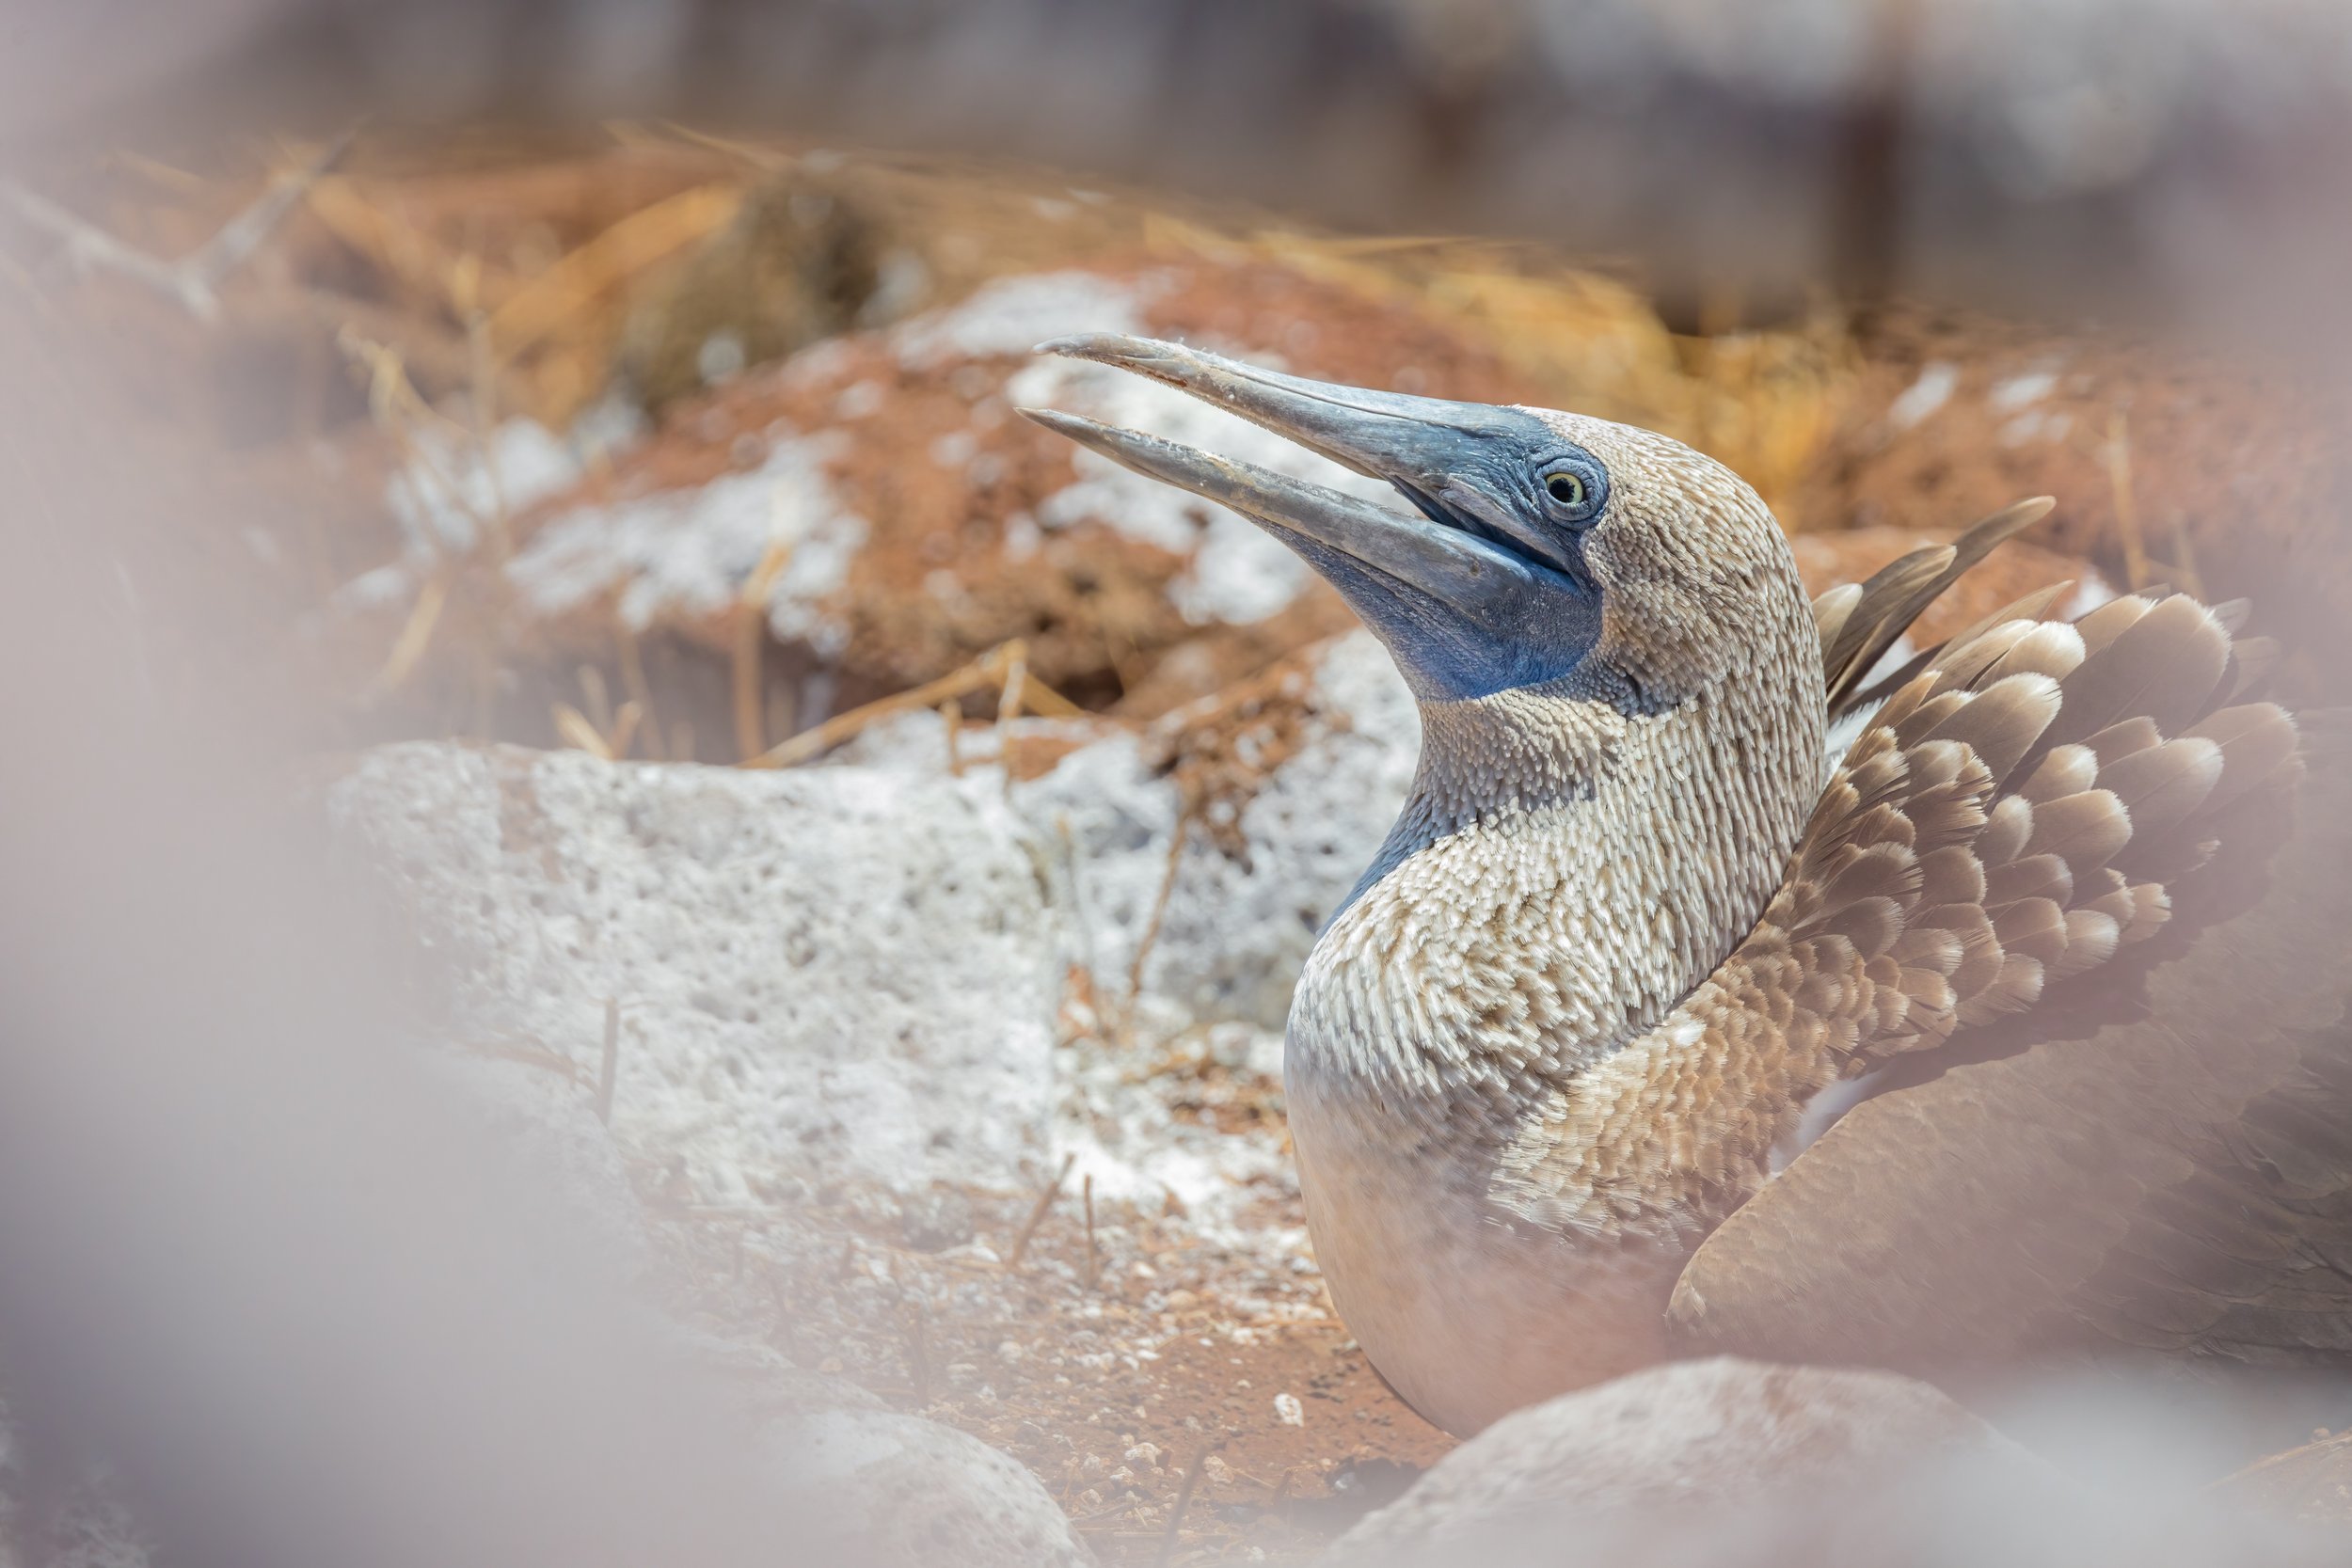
top-left (1014, 333), bottom-right (1580, 624)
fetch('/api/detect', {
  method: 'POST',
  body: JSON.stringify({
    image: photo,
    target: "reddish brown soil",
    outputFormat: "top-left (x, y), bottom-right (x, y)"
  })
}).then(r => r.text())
top-left (656, 1166), bottom-right (1458, 1563)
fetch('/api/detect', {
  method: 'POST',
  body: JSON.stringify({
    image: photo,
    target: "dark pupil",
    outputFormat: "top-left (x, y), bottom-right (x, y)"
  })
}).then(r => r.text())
top-left (1546, 473), bottom-right (1584, 506)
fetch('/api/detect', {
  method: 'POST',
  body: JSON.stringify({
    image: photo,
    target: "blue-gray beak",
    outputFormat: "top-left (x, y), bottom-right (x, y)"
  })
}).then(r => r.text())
top-left (1015, 334), bottom-right (1601, 700)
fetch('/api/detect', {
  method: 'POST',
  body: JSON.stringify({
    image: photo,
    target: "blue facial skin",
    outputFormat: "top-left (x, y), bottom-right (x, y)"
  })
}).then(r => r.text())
top-left (1296, 411), bottom-right (1611, 704)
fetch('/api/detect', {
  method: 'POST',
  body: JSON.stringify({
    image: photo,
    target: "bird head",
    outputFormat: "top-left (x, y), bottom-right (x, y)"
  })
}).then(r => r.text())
top-left (1019, 335), bottom-right (1800, 706)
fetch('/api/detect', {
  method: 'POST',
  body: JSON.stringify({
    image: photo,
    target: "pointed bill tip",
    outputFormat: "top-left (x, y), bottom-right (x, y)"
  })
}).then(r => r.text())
top-left (1013, 404), bottom-right (1096, 438)
top-left (1032, 331), bottom-right (1164, 363)
top-left (1014, 405), bottom-right (1184, 479)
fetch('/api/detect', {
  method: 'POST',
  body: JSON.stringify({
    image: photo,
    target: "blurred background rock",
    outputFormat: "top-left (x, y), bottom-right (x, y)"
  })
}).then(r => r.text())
top-left (15, 0), bottom-right (2352, 340)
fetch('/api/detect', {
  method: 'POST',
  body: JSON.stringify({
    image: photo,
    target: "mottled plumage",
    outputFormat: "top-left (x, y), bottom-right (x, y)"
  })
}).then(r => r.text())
top-left (1022, 336), bottom-right (2341, 1438)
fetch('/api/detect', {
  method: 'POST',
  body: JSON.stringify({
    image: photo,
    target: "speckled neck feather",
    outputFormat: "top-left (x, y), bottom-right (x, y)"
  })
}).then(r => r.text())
top-left (1292, 459), bottom-right (1824, 1128)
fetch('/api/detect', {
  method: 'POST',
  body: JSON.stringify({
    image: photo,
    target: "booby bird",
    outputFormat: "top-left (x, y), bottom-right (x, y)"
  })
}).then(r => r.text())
top-left (1021, 338), bottom-right (2352, 1438)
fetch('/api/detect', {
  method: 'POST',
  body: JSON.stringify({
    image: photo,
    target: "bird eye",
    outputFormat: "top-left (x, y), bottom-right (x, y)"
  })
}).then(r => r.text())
top-left (1544, 471), bottom-right (1586, 509)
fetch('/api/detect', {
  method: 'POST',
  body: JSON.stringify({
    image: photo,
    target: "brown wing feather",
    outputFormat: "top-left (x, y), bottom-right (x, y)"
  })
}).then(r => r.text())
top-left (1493, 587), bottom-right (2302, 1255)
top-left (1817, 498), bottom-right (2057, 717)
top-left (1658, 601), bottom-right (2347, 1374)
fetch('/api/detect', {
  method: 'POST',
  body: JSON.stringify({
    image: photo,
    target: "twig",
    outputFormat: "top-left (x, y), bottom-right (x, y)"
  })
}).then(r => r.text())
top-left (455, 1037), bottom-right (593, 1089)
top-left (1153, 1445), bottom-right (1212, 1568)
top-left (1125, 814), bottom-right (1190, 1016)
top-left (596, 997), bottom-right (622, 1124)
top-left (607, 701), bottom-right (644, 761)
top-left (615, 624), bottom-right (661, 760)
top-left (1082, 1174), bottom-right (1100, 1291)
top-left (6, 123), bottom-right (356, 320)
top-left (733, 538), bottom-right (795, 761)
top-left (1004, 1153), bottom-right (1075, 1271)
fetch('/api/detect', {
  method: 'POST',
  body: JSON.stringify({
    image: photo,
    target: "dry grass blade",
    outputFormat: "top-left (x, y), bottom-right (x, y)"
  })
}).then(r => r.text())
top-left (749, 641), bottom-right (1084, 768)
top-left (1082, 1174), bottom-right (1099, 1291)
top-left (462, 293), bottom-right (515, 560)
top-left (553, 702), bottom-right (613, 760)
top-left (486, 182), bottom-right (741, 363)
top-left (940, 700), bottom-right (964, 777)
top-left (615, 625), bottom-right (661, 760)
top-left (369, 575), bottom-right (450, 699)
top-left (5, 122), bottom-right (354, 320)
top-left (1004, 1153), bottom-right (1075, 1271)
top-left (1014, 670), bottom-right (1086, 720)
top-left (1126, 815), bottom-right (1189, 1018)
top-left (639, 120), bottom-right (797, 171)
top-left (607, 701), bottom-right (644, 761)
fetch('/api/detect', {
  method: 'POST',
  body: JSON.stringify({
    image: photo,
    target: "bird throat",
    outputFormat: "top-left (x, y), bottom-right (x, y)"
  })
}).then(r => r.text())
top-left (1292, 646), bottom-right (1824, 1120)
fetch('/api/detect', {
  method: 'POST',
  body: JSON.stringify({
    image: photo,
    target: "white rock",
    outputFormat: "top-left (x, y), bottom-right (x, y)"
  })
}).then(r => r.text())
top-left (1024, 629), bottom-right (1419, 1028)
top-left (770, 1408), bottom-right (1087, 1567)
top-left (505, 430), bottom-right (866, 657)
top-left (1334, 1357), bottom-right (2071, 1566)
top-left (330, 745), bottom-right (1062, 1200)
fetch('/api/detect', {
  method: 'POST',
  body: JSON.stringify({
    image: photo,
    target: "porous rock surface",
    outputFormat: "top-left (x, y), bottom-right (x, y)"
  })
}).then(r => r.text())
top-left (846, 627), bottom-right (1421, 1031)
top-left (330, 743), bottom-right (1062, 1199)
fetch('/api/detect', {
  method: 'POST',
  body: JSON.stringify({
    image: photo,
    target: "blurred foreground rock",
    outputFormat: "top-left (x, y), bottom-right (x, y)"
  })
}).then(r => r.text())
top-left (1334, 1357), bottom-right (2339, 1568)
top-left (0, 1400), bottom-right (151, 1568)
top-left (769, 1408), bottom-right (1089, 1568)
